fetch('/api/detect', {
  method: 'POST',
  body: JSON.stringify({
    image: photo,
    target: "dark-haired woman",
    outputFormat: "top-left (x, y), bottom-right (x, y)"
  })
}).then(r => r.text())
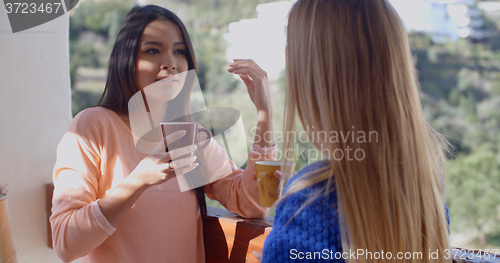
top-left (50, 5), bottom-right (275, 263)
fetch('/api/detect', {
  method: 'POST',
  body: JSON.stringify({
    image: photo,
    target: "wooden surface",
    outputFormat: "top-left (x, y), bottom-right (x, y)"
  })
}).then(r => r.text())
top-left (45, 184), bottom-right (54, 249)
top-left (0, 196), bottom-right (18, 263)
top-left (204, 206), bottom-right (273, 263)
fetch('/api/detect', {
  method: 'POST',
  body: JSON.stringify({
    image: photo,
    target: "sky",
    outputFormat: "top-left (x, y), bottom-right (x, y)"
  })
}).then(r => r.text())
top-left (224, 1), bottom-right (293, 80)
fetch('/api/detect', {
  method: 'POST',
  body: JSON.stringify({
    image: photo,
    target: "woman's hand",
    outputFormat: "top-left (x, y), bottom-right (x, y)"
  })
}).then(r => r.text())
top-left (99, 131), bottom-right (198, 227)
top-left (255, 170), bottom-right (282, 193)
top-left (274, 170), bottom-right (282, 180)
top-left (228, 59), bottom-right (271, 113)
top-left (132, 130), bottom-right (199, 188)
top-left (133, 145), bottom-right (199, 187)
top-left (228, 59), bottom-right (274, 147)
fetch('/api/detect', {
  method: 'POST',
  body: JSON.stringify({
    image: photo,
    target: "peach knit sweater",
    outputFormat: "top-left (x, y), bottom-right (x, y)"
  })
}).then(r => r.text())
top-left (50, 107), bottom-right (277, 263)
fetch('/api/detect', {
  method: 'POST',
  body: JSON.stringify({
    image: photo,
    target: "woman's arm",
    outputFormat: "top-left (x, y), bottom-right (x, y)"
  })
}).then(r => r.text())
top-left (51, 112), bottom-right (197, 262)
top-left (203, 140), bottom-right (278, 218)
top-left (255, 110), bottom-right (274, 147)
top-left (98, 145), bottom-right (198, 226)
top-left (228, 59), bottom-right (273, 147)
top-left (201, 60), bottom-right (275, 218)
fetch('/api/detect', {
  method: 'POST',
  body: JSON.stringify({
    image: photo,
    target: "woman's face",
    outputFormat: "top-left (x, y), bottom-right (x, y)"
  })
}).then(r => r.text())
top-left (135, 19), bottom-right (189, 96)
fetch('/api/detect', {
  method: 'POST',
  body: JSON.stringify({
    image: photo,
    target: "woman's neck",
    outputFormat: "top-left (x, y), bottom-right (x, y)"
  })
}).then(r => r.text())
top-left (116, 99), bottom-right (169, 131)
top-left (146, 100), bottom-right (169, 128)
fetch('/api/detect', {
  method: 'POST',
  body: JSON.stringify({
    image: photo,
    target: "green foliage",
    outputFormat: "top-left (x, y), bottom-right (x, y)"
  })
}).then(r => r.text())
top-left (70, 39), bottom-right (100, 68)
top-left (71, 0), bottom-right (134, 38)
top-left (414, 33), bottom-right (500, 153)
top-left (446, 148), bottom-right (500, 235)
top-left (189, 29), bottom-right (238, 93)
top-left (411, 31), bottom-right (500, 245)
top-left (69, 0), bottom-right (134, 88)
top-left (72, 89), bottom-right (102, 116)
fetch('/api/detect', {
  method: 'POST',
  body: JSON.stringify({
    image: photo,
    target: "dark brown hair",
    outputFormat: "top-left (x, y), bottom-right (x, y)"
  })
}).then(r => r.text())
top-left (98, 5), bottom-right (196, 114)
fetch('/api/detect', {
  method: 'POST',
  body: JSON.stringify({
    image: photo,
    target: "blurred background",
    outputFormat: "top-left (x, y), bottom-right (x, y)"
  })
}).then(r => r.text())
top-left (68, 0), bottom-right (500, 250)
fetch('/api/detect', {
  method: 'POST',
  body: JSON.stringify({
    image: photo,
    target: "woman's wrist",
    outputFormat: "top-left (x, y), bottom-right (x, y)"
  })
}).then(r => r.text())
top-left (257, 108), bottom-right (272, 118)
top-left (98, 173), bottom-right (148, 227)
top-left (127, 170), bottom-right (150, 192)
top-left (254, 110), bottom-right (274, 147)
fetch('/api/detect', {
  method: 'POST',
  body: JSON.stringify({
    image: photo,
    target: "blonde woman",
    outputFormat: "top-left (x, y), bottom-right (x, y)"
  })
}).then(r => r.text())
top-left (262, 0), bottom-right (450, 262)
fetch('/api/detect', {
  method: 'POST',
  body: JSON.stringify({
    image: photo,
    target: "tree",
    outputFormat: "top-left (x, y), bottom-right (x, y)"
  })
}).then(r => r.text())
top-left (69, 0), bottom-right (134, 88)
top-left (446, 147), bottom-right (500, 246)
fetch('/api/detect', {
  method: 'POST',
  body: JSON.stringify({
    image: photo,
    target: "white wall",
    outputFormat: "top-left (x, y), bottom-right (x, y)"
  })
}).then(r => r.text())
top-left (0, 5), bottom-right (72, 263)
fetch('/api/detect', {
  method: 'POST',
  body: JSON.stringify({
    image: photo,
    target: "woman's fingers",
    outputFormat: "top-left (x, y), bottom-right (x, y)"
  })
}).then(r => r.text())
top-left (239, 74), bottom-right (252, 87)
top-left (228, 58), bottom-right (271, 113)
top-left (274, 170), bottom-right (282, 180)
top-left (161, 144), bottom-right (197, 162)
top-left (168, 154), bottom-right (197, 171)
top-left (229, 66), bottom-right (262, 81)
top-left (168, 162), bottom-right (199, 175)
top-left (228, 59), bottom-right (267, 82)
top-left (164, 130), bottom-right (186, 143)
top-left (228, 63), bottom-right (266, 81)
top-left (231, 59), bottom-right (267, 76)
top-left (144, 130), bottom-right (186, 155)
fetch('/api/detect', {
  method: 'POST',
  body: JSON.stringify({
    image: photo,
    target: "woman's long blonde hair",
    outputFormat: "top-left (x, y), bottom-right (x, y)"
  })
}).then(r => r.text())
top-left (281, 0), bottom-right (451, 262)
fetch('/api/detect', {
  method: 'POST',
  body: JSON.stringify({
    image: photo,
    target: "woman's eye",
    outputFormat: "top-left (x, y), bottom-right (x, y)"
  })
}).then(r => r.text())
top-left (145, 48), bottom-right (160, 54)
top-left (174, 49), bottom-right (186, 55)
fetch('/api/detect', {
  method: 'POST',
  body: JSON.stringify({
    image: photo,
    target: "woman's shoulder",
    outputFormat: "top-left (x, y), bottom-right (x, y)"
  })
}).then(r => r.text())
top-left (72, 107), bottom-right (116, 126)
top-left (276, 159), bottom-right (338, 223)
top-left (69, 107), bottom-right (120, 135)
top-left (73, 106), bottom-right (114, 121)
top-left (299, 160), bottom-right (330, 174)
top-left (278, 160), bottom-right (337, 217)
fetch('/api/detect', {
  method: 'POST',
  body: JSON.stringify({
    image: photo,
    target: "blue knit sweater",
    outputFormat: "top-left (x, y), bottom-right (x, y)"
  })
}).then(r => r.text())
top-left (262, 160), bottom-right (450, 262)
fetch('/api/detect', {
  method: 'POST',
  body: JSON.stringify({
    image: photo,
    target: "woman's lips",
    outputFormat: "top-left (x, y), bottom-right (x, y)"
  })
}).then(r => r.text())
top-left (156, 76), bottom-right (177, 82)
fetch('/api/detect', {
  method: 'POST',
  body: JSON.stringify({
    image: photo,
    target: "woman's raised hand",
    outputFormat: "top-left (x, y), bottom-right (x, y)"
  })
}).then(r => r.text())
top-left (228, 59), bottom-right (274, 147)
top-left (228, 59), bottom-right (271, 113)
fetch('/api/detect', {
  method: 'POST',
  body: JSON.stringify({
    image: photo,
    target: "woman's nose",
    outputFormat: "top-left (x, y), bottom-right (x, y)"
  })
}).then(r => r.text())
top-left (161, 64), bottom-right (176, 70)
top-left (161, 57), bottom-right (176, 70)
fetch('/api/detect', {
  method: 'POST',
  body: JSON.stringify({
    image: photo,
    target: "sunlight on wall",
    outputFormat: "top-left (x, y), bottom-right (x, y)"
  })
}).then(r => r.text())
top-left (0, 3), bottom-right (72, 263)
